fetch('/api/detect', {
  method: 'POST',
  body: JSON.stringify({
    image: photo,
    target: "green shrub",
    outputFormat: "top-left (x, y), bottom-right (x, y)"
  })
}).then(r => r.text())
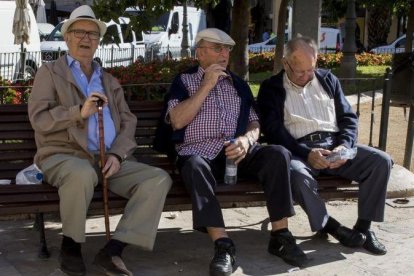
top-left (248, 52), bottom-right (392, 73)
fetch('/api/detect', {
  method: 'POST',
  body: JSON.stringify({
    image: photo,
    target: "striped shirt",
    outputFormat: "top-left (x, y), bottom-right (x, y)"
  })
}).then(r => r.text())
top-left (167, 66), bottom-right (258, 160)
top-left (283, 73), bottom-right (339, 139)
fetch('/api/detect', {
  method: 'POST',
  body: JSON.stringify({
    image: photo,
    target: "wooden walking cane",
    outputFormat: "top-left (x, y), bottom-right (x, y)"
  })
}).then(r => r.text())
top-left (97, 99), bottom-right (111, 240)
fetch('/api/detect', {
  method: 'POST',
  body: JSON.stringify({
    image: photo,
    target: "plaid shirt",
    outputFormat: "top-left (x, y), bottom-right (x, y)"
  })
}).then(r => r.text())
top-left (167, 67), bottom-right (258, 160)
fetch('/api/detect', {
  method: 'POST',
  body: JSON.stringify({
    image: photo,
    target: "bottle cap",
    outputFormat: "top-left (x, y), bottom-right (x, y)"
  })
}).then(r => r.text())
top-left (36, 173), bottom-right (43, 181)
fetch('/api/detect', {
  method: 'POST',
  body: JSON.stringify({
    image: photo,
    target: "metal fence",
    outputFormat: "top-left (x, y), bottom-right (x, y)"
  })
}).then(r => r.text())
top-left (0, 46), bottom-right (191, 82)
top-left (0, 51), bottom-right (43, 81)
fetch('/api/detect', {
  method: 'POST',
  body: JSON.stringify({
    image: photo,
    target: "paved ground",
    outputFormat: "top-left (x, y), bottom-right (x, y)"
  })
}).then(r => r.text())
top-left (1, 196), bottom-right (414, 276)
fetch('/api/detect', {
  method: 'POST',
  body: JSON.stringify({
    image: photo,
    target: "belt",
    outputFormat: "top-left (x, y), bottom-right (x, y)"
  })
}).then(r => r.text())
top-left (298, 131), bottom-right (337, 143)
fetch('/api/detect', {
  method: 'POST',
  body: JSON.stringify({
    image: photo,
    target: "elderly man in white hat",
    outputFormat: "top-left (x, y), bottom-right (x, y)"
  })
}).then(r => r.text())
top-left (164, 28), bottom-right (307, 275)
top-left (28, 5), bottom-right (172, 276)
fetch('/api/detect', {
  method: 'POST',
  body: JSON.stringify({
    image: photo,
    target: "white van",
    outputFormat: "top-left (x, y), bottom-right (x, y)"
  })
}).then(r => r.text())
top-left (0, 1), bottom-right (42, 81)
top-left (319, 27), bottom-right (342, 53)
top-left (41, 17), bottom-right (145, 67)
top-left (127, 6), bottom-right (206, 59)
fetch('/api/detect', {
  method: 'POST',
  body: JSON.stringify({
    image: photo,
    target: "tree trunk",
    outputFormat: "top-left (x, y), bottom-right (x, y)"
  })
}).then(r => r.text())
top-left (405, 1), bottom-right (414, 53)
top-left (367, 4), bottom-right (392, 50)
top-left (229, 0), bottom-right (250, 80)
top-left (273, 0), bottom-right (289, 74)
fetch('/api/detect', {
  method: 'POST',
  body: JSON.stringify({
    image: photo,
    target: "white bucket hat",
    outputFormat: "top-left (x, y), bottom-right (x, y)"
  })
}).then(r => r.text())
top-left (61, 5), bottom-right (107, 37)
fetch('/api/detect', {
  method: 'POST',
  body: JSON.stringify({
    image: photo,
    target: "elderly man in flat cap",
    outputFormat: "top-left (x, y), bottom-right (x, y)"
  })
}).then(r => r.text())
top-left (28, 5), bottom-right (172, 276)
top-left (165, 28), bottom-right (308, 275)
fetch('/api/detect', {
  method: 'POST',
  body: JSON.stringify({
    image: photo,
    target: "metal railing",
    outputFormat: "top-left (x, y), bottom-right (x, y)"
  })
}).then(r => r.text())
top-left (0, 51), bottom-right (43, 81)
top-left (0, 47), bottom-right (194, 82)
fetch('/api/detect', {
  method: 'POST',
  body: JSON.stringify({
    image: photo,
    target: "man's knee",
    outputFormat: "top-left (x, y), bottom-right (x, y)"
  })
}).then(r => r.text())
top-left (62, 164), bottom-right (98, 191)
top-left (181, 155), bottom-right (208, 175)
top-left (262, 145), bottom-right (291, 164)
top-left (181, 155), bottom-right (214, 191)
top-left (150, 167), bottom-right (173, 190)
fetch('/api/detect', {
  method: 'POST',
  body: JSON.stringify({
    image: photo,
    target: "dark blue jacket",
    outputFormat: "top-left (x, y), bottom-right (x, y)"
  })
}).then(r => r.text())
top-left (257, 69), bottom-right (358, 159)
top-left (169, 66), bottom-right (257, 143)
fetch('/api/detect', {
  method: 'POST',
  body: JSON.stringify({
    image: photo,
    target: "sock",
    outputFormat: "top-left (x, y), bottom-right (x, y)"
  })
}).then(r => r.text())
top-left (62, 235), bottom-right (81, 254)
top-left (214, 237), bottom-right (234, 246)
top-left (354, 218), bottom-right (371, 233)
top-left (104, 239), bottom-right (128, 257)
top-left (321, 217), bottom-right (341, 234)
top-left (270, 228), bottom-right (289, 236)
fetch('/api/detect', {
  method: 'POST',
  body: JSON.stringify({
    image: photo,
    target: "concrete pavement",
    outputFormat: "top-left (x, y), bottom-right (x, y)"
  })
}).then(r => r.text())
top-left (1, 161), bottom-right (414, 276)
top-left (1, 194), bottom-right (414, 276)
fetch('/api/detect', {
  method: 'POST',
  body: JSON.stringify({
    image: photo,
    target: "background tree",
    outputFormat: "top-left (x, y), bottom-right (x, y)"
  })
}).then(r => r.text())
top-left (229, 0), bottom-right (251, 80)
top-left (273, 0), bottom-right (289, 74)
top-left (323, 0), bottom-right (412, 50)
top-left (93, 0), bottom-right (219, 40)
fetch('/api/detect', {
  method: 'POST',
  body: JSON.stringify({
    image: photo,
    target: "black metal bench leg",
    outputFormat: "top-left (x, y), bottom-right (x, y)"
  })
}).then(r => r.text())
top-left (34, 213), bottom-right (50, 259)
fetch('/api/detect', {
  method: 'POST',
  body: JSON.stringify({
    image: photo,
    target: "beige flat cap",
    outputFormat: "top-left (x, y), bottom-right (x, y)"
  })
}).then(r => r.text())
top-left (195, 28), bottom-right (235, 46)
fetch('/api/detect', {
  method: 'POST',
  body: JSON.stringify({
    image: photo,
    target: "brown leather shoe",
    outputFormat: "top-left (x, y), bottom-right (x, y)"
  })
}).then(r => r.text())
top-left (93, 249), bottom-right (133, 276)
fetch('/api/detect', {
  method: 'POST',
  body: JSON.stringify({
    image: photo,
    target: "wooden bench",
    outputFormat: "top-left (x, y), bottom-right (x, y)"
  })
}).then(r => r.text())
top-left (0, 102), bottom-right (356, 258)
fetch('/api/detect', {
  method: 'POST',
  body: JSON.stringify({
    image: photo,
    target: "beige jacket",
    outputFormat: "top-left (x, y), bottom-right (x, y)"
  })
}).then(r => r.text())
top-left (28, 55), bottom-right (137, 165)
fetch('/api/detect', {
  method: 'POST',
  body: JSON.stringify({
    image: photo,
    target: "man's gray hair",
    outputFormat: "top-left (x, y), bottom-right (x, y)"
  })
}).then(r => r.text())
top-left (284, 36), bottom-right (318, 59)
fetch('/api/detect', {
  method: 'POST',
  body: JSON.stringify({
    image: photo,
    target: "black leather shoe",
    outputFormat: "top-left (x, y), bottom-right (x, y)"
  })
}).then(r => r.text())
top-left (362, 230), bottom-right (387, 255)
top-left (59, 248), bottom-right (86, 276)
top-left (331, 226), bottom-right (366, 247)
top-left (268, 231), bottom-right (308, 267)
top-left (209, 239), bottom-right (236, 276)
top-left (93, 249), bottom-right (133, 276)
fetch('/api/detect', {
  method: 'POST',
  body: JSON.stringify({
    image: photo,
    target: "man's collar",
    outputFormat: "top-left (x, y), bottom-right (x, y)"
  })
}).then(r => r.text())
top-left (66, 54), bottom-right (101, 73)
top-left (284, 73), bottom-right (314, 90)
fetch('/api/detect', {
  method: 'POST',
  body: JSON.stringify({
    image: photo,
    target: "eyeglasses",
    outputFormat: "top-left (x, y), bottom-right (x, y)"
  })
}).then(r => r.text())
top-left (286, 61), bottom-right (315, 77)
top-left (198, 45), bottom-right (233, 53)
top-left (68, 29), bottom-right (100, 40)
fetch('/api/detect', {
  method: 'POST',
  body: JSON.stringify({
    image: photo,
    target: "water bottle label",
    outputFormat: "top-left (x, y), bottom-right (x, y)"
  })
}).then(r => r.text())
top-left (225, 167), bottom-right (237, 176)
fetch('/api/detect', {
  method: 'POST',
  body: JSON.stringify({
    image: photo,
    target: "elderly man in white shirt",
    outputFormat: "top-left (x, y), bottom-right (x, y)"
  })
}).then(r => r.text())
top-left (258, 36), bottom-right (392, 257)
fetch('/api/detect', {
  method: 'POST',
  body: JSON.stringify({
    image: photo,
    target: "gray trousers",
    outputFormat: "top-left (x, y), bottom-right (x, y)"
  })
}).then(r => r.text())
top-left (291, 144), bottom-right (392, 232)
top-left (40, 154), bottom-right (172, 250)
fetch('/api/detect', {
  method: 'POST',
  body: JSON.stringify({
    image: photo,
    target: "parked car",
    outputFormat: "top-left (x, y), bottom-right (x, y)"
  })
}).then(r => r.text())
top-left (40, 17), bottom-right (145, 66)
top-left (37, 23), bottom-right (55, 41)
top-left (0, 1), bottom-right (42, 81)
top-left (370, 34), bottom-right (414, 54)
top-left (248, 28), bottom-right (342, 54)
top-left (248, 35), bottom-right (278, 53)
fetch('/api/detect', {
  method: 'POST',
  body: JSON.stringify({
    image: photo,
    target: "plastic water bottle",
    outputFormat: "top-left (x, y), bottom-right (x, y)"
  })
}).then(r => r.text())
top-left (224, 140), bottom-right (237, 185)
top-left (326, 147), bottom-right (358, 162)
top-left (24, 169), bottom-right (43, 184)
top-left (16, 164), bottom-right (43, 184)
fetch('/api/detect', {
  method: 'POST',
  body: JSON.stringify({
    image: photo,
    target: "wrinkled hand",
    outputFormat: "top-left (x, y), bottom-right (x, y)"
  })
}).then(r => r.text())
top-left (308, 148), bottom-right (331, 169)
top-left (102, 154), bottom-right (121, 178)
top-left (328, 145), bottom-right (348, 169)
top-left (201, 64), bottom-right (228, 91)
top-left (224, 136), bottom-right (249, 165)
top-left (80, 92), bottom-right (108, 119)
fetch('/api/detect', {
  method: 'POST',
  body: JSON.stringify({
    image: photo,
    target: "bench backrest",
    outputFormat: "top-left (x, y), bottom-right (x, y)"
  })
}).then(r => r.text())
top-left (0, 102), bottom-right (169, 183)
